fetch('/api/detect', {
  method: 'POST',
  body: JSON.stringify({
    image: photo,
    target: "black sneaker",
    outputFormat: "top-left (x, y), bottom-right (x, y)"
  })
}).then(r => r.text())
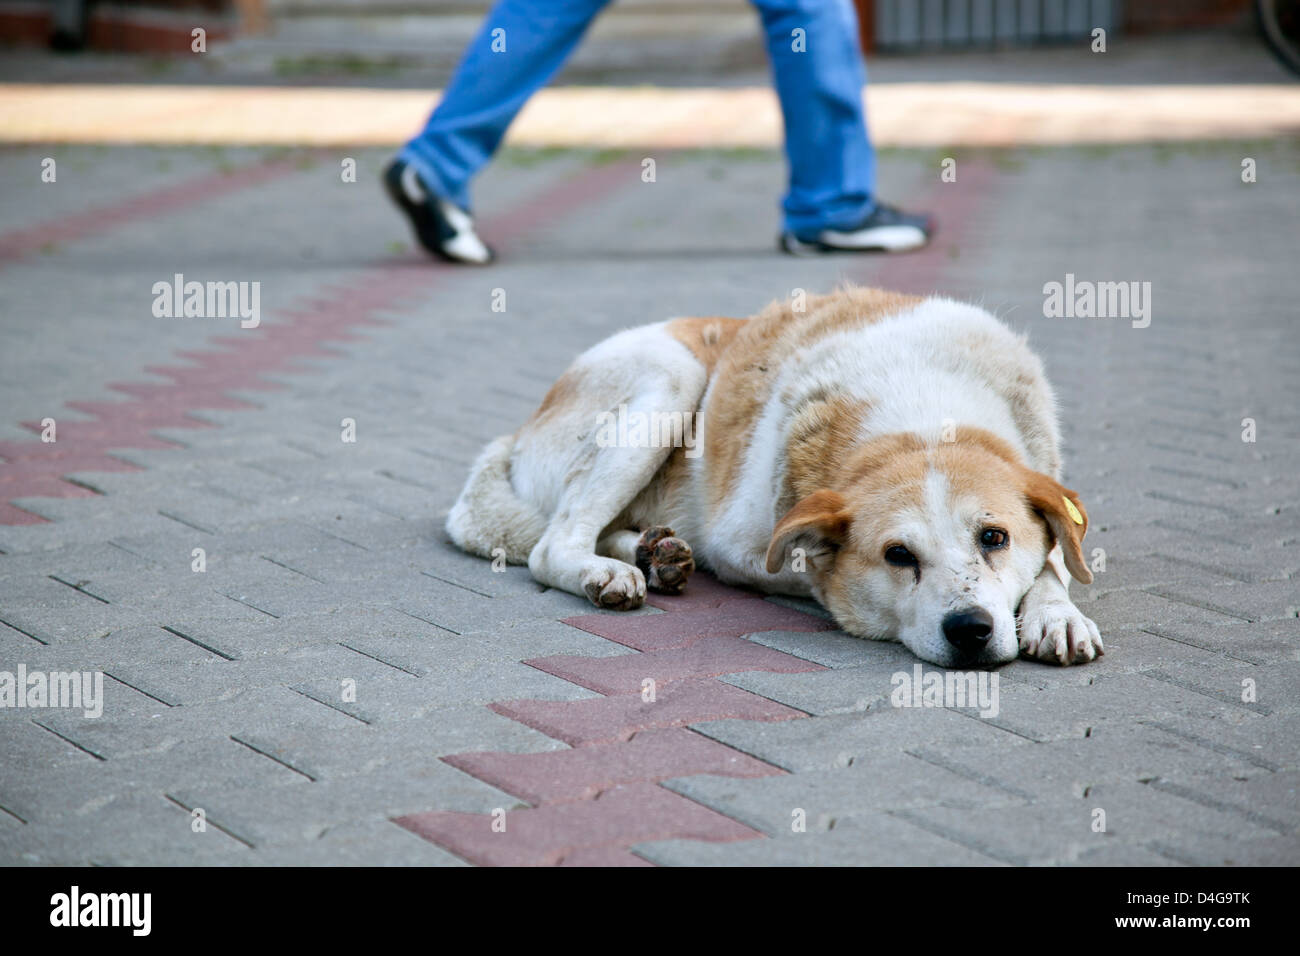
top-left (780, 201), bottom-right (934, 255)
top-left (383, 159), bottom-right (495, 265)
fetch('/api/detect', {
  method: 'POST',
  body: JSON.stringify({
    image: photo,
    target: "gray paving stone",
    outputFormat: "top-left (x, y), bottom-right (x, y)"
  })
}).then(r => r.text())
top-left (633, 812), bottom-right (999, 866)
top-left (392, 585), bottom-right (599, 635)
top-left (416, 548), bottom-right (552, 601)
top-left (904, 721), bottom-right (1271, 803)
top-left (1140, 659), bottom-right (1300, 716)
top-left (0, 541), bottom-right (158, 585)
top-left (744, 628), bottom-right (914, 669)
top-left (950, 672), bottom-right (1262, 742)
top-left (341, 619), bottom-right (629, 675)
top-left (962, 632), bottom-right (1212, 693)
top-left (0, 615), bottom-right (55, 650)
top-left (1133, 548), bottom-right (1298, 588)
top-left (11, 624), bottom-right (222, 671)
top-left (0, 718), bottom-right (101, 781)
top-left (1062, 842), bottom-right (1183, 866)
top-left (1, 597), bottom-right (247, 644)
top-left (1140, 770), bottom-right (1300, 831)
top-left (720, 668), bottom-right (898, 717)
top-left (1139, 710), bottom-right (1300, 772)
top-left (160, 607), bottom-right (432, 660)
top-left (109, 520), bottom-right (361, 567)
top-left (1145, 581), bottom-right (1300, 624)
top-left (100, 643), bottom-right (412, 707)
top-left (28, 683), bottom-right (363, 761)
top-left (233, 819), bottom-right (469, 866)
top-left (291, 661), bottom-right (596, 725)
top-left (169, 760), bottom-right (519, 847)
top-left (892, 777), bottom-right (1284, 866)
top-left (1072, 588), bottom-right (1252, 630)
top-left (0, 508), bottom-right (187, 552)
top-left (0, 736), bottom-right (306, 833)
top-left (691, 706), bottom-right (1025, 773)
top-left (663, 754), bottom-right (1027, 840)
top-left (1, 569), bottom-right (134, 610)
top-left (1142, 617), bottom-right (1300, 666)
top-left (0, 792), bottom-right (253, 866)
top-left (230, 706), bottom-right (567, 781)
top-left (1144, 833), bottom-right (1300, 866)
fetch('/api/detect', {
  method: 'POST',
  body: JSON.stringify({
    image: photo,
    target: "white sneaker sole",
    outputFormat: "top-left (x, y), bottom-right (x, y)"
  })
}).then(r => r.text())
top-left (817, 224), bottom-right (929, 252)
top-left (395, 163), bottom-right (493, 265)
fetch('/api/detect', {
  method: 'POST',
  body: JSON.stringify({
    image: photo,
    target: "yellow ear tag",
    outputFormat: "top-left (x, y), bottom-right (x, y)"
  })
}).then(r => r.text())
top-left (1063, 496), bottom-right (1084, 525)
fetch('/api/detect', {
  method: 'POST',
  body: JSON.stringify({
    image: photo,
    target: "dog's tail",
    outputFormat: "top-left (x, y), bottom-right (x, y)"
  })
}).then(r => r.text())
top-left (445, 434), bottom-right (547, 565)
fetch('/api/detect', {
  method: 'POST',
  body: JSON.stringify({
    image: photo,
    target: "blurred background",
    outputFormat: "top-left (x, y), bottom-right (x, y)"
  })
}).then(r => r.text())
top-left (0, 1), bottom-right (1289, 81)
top-left (2, 0), bottom-right (1297, 151)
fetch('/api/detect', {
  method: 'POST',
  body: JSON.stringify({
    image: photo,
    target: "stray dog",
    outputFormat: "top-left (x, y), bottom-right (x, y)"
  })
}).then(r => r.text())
top-left (447, 286), bottom-right (1102, 667)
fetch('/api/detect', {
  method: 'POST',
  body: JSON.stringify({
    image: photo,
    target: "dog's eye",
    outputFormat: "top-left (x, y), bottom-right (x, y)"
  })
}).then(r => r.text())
top-left (884, 545), bottom-right (918, 567)
top-left (980, 528), bottom-right (1009, 550)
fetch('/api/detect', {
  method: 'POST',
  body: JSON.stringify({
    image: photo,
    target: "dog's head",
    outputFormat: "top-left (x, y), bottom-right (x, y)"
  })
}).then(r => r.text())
top-left (765, 431), bottom-right (1090, 667)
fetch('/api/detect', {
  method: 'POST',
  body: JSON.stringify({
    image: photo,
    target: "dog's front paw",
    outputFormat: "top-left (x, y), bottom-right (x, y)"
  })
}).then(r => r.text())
top-left (581, 560), bottom-right (646, 611)
top-left (1018, 601), bottom-right (1103, 665)
top-left (634, 526), bottom-right (695, 594)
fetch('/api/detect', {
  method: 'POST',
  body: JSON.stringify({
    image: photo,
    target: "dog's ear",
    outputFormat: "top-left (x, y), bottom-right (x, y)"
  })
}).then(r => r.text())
top-left (1018, 467), bottom-right (1092, 585)
top-left (765, 489), bottom-right (851, 574)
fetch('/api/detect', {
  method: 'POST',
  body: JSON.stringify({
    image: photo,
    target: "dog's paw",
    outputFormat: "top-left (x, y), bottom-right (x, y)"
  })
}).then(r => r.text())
top-left (634, 526), bottom-right (695, 594)
top-left (1018, 601), bottom-right (1103, 665)
top-left (581, 559), bottom-right (646, 611)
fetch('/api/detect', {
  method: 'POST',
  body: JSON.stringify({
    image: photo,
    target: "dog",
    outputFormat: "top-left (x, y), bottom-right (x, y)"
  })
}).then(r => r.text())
top-left (447, 286), bottom-right (1102, 668)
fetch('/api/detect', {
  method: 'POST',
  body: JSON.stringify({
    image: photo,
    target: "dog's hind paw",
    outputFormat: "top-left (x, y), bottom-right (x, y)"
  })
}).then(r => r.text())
top-left (635, 526), bottom-right (696, 594)
top-left (1018, 601), bottom-right (1103, 665)
top-left (581, 560), bottom-right (646, 611)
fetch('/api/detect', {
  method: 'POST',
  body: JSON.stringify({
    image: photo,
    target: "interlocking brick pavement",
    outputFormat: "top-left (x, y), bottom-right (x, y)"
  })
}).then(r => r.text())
top-left (0, 135), bottom-right (1296, 865)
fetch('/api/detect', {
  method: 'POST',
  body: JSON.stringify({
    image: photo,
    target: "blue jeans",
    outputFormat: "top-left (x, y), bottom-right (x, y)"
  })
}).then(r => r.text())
top-left (399, 0), bottom-right (876, 236)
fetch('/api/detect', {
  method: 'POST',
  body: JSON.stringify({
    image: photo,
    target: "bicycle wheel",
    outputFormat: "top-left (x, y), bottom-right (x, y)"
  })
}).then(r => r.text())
top-left (1259, 0), bottom-right (1300, 77)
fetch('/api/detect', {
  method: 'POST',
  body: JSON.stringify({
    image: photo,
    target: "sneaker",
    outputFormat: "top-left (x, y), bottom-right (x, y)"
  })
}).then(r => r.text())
top-left (779, 202), bottom-right (934, 255)
top-left (383, 159), bottom-right (495, 265)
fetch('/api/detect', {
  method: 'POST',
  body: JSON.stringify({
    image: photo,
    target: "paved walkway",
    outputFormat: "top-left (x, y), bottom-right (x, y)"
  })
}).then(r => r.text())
top-left (4, 81), bottom-right (1300, 147)
top-left (0, 136), bottom-right (1297, 865)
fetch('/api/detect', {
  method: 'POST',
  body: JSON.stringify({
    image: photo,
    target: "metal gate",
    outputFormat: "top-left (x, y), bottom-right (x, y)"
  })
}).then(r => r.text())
top-left (873, 0), bottom-right (1119, 49)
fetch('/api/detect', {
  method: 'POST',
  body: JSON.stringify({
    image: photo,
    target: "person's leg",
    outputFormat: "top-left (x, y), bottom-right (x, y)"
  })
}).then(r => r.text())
top-left (750, 0), bottom-right (876, 237)
top-left (400, 0), bottom-right (614, 211)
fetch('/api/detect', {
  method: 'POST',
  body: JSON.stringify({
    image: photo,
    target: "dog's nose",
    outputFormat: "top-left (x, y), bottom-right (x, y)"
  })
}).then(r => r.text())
top-left (943, 608), bottom-right (994, 653)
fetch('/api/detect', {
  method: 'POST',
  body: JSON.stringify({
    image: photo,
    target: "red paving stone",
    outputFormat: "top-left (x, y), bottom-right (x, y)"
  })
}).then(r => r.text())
top-left (643, 570), bottom-right (763, 610)
top-left (444, 727), bottom-right (783, 805)
top-left (0, 502), bottom-right (48, 525)
top-left (527, 636), bottom-right (825, 696)
top-left (0, 281), bottom-right (402, 523)
top-left (0, 156), bottom-right (303, 267)
top-left (0, 160), bottom-right (635, 525)
top-left (403, 578), bottom-right (824, 864)
top-left (556, 847), bottom-right (654, 867)
top-left (491, 677), bottom-right (806, 747)
top-left (0, 471), bottom-right (104, 496)
top-left (0, 456), bottom-right (139, 481)
top-left (394, 782), bottom-right (761, 867)
top-left (563, 598), bottom-right (834, 651)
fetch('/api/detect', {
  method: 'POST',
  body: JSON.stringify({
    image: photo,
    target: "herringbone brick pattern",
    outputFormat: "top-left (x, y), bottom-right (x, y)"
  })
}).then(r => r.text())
top-left (1, 140), bottom-right (1296, 865)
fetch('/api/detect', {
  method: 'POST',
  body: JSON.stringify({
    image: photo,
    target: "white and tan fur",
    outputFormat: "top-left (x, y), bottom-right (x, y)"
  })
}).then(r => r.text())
top-left (447, 286), bottom-right (1102, 667)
